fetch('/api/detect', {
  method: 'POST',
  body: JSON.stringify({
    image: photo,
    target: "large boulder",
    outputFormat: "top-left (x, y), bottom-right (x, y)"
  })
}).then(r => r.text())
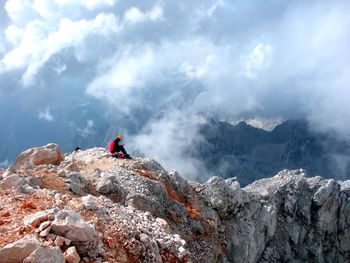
top-left (0, 174), bottom-right (25, 190)
top-left (51, 210), bottom-right (98, 256)
top-left (0, 236), bottom-right (40, 263)
top-left (23, 247), bottom-right (65, 263)
top-left (96, 175), bottom-right (115, 194)
top-left (68, 172), bottom-right (88, 196)
top-left (11, 143), bottom-right (64, 171)
top-left (23, 209), bottom-right (56, 227)
top-left (81, 195), bottom-right (99, 211)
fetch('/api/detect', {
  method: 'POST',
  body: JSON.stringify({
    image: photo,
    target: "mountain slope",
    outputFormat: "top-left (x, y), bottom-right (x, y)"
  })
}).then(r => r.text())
top-left (0, 144), bottom-right (350, 262)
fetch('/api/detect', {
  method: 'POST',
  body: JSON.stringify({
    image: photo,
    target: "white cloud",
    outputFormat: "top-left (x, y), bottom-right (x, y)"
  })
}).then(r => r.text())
top-left (1, 0), bottom-right (350, 176)
top-left (130, 110), bottom-right (207, 180)
top-left (0, 159), bottom-right (10, 168)
top-left (7, 0), bottom-right (117, 21)
top-left (38, 108), bottom-right (54, 122)
top-left (5, 25), bottom-right (24, 45)
top-left (33, 0), bottom-right (55, 18)
top-left (207, 0), bottom-right (225, 18)
top-left (0, 37), bottom-right (5, 55)
top-left (241, 43), bottom-right (273, 79)
top-left (81, 0), bottom-right (116, 10)
top-left (5, 0), bottom-right (30, 23)
top-left (124, 3), bottom-right (163, 24)
top-left (78, 119), bottom-right (95, 138)
top-left (1, 12), bottom-right (120, 86)
top-left (181, 54), bottom-right (217, 80)
top-left (148, 4), bottom-right (163, 21)
top-left (124, 7), bottom-right (144, 24)
top-left (54, 0), bottom-right (116, 10)
top-left (86, 46), bottom-right (156, 109)
top-left (53, 61), bottom-right (67, 75)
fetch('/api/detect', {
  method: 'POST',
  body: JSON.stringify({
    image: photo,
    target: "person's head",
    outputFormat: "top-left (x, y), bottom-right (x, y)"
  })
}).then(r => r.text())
top-left (117, 135), bottom-right (123, 141)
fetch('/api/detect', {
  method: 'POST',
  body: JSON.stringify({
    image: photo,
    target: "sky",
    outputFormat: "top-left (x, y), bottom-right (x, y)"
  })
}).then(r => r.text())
top-left (0, 0), bottom-right (350, 178)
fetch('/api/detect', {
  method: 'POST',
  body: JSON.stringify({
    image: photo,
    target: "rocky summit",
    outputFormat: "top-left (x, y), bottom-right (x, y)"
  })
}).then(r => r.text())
top-left (0, 144), bottom-right (349, 263)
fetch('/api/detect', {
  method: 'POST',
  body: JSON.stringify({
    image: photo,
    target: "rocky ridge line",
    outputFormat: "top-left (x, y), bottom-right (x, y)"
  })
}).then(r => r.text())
top-left (0, 143), bottom-right (349, 263)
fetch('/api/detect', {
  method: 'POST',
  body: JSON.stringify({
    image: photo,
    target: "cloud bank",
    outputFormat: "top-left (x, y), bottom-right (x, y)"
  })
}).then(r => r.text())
top-left (1, 0), bottom-right (350, 178)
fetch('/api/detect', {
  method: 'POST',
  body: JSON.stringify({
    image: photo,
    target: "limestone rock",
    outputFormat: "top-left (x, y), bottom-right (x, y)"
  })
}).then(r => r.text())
top-left (81, 195), bottom-right (99, 210)
top-left (201, 176), bottom-right (243, 218)
top-left (23, 209), bottom-right (56, 227)
top-left (69, 172), bottom-right (88, 196)
top-left (58, 169), bottom-right (67, 178)
top-left (167, 169), bottom-right (196, 203)
top-left (313, 179), bottom-right (339, 206)
top-left (23, 247), bottom-right (64, 263)
top-left (64, 246), bottom-right (80, 263)
top-left (46, 234), bottom-right (57, 243)
top-left (38, 221), bottom-right (52, 231)
top-left (340, 180), bottom-right (350, 195)
top-left (39, 225), bottom-right (52, 237)
top-left (3, 145), bottom-right (350, 263)
top-left (155, 218), bottom-right (171, 233)
top-left (126, 193), bottom-right (162, 215)
top-left (54, 236), bottom-right (72, 247)
top-left (0, 174), bottom-right (24, 190)
top-left (96, 176), bottom-right (115, 194)
top-left (0, 236), bottom-right (40, 263)
top-left (11, 143), bottom-right (64, 171)
top-left (51, 210), bottom-right (98, 255)
top-left (51, 210), bottom-right (96, 242)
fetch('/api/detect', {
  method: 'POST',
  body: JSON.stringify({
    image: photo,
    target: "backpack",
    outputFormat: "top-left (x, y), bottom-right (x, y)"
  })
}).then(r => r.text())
top-left (109, 141), bottom-right (115, 153)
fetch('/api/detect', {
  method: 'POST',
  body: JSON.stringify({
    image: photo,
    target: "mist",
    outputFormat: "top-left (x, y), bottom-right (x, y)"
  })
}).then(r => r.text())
top-left (1, 0), bottom-right (350, 178)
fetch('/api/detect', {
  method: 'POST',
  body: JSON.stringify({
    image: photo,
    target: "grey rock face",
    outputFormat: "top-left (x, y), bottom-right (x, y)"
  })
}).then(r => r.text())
top-left (167, 169), bottom-right (196, 203)
top-left (126, 193), bottom-right (163, 215)
top-left (222, 171), bottom-right (348, 263)
top-left (339, 184), bottom-right (350, 262)
top-left (201, 176), bottom-right (243, 218)
top-left (340, 180), bottom-right (350, 195)
top-left (313, 179), bottom-right (339, 206)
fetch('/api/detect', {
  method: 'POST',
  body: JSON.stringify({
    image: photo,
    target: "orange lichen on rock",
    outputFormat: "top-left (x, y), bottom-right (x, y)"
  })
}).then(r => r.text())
top-left (135, 167), bottom-right (201, 220)
top-left (135, 169), bottom-right (158, 181)
top-left (19, 201), bottom-right (37, 209)
top-left (164, 181), bottom-right (201, 220)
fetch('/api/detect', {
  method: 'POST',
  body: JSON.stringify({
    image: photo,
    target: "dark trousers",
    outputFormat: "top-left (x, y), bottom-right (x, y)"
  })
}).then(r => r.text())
top-left (114, 145), bottom-right (127, 155)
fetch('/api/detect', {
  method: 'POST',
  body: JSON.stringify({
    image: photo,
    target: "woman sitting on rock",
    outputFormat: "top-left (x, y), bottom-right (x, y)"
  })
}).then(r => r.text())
top-left (109, 135), bottom-right (132, 159)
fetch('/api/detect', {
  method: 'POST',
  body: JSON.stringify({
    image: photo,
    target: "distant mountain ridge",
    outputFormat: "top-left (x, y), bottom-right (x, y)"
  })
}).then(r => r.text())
top-left (196, 119), bottom-right (350, 186)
